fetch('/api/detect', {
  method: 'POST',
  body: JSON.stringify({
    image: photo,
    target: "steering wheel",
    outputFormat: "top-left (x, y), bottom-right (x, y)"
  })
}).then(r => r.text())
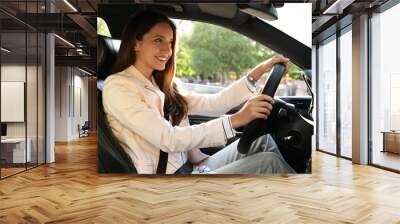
top-left (237, 63), bottom-right (286, 154)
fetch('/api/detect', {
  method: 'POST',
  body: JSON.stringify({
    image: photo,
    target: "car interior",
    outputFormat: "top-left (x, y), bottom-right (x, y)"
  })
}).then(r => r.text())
top-left (97, 2), bottom-right (313, 173)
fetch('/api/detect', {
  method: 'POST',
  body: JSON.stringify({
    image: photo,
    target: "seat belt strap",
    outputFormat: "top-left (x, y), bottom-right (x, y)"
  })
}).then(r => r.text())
top-left (156, 150), bottom-right (168, 174)
top-left (156, 100), bottom-right (171, 174)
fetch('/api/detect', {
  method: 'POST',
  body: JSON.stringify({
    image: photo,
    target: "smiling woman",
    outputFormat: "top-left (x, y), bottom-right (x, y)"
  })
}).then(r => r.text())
top-left (133, 23), bottom-right (174, 78)
top-left (111, 11), bottom-right (186, 126)
top-left (100, 9), bottom-right (295, 175)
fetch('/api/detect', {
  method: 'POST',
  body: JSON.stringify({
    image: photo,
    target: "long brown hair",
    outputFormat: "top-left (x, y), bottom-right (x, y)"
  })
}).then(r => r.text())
top-left (113, 10), bottom-right (188, 125)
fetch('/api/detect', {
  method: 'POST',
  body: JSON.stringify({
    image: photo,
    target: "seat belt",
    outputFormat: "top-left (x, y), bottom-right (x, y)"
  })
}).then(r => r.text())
top-left (156, 150), bottom-right (168, 174)
top-left (156, 100), bottom-right (171, 174)
top-left (156, 98), bottom-right (193, 174)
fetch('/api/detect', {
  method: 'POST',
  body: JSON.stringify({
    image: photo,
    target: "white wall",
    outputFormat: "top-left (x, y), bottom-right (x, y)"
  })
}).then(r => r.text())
top-left (1, 63), bottom-right (46, 164)
top-left (1, 65), bottom-right (38, 138)
top-left (55, 66), bottom-right (69, 141)
top-left (54, 67), bottom-right (89, 141)
top-left (1, 65), bottom-right (26, 144)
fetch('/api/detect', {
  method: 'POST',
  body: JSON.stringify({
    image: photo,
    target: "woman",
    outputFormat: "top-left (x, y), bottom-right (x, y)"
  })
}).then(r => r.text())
top-left (102, 10), bottom-right (295, 174)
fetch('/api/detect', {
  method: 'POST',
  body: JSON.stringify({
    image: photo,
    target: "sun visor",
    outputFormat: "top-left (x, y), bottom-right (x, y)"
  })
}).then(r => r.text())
top-left (198, 3), bottom-right (237, 19)
top-left (238, 3), bottom-right (278, 21)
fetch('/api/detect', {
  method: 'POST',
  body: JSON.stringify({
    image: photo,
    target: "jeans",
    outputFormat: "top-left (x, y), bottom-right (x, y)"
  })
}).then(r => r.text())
top-left (193, 134), bottom-right (296, 174)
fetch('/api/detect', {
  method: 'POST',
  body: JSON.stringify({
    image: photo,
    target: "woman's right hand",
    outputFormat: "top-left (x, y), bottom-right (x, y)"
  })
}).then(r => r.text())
top-left (230, 95), bottom-right (274, 129)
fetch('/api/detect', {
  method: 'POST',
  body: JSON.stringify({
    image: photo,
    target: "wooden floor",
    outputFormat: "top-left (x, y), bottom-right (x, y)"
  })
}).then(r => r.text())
top-left (1, 135), bottom-right (400, 223)
top-left (1, 163), bottom-right (45, 178)
top-left (1, 167), bottom-right (26, 178)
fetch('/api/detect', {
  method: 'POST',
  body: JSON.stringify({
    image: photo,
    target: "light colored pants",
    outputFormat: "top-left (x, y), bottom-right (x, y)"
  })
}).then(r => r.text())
top-left (195, 134), bottom-right (296, 174)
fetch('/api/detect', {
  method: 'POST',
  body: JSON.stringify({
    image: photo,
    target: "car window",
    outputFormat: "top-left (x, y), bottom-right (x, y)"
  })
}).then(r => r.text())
top-left (173, 19), bottom-right (308, 96)
top-left (97, 17), bottom-right (111, 37)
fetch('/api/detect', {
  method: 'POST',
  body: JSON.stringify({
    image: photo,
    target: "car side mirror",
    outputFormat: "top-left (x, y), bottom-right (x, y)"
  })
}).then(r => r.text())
top-left (301, 69), bottom-right (314, 114)
top-left (303, 69), bottom-right (312, 83)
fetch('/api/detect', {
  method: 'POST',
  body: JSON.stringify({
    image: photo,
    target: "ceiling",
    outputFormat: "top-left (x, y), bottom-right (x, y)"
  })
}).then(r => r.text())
top-left (0, 0), bottom-right (97, 72)
top-left (0, 0), bottom-right (394, 72)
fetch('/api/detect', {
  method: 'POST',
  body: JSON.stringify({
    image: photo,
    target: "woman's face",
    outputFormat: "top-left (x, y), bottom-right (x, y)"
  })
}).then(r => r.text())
top-left (134, 22), bottom-right (174, 73)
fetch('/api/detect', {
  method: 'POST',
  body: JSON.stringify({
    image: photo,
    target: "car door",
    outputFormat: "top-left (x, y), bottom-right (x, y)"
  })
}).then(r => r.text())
top-left (98, 3), bottom-right (313, 156)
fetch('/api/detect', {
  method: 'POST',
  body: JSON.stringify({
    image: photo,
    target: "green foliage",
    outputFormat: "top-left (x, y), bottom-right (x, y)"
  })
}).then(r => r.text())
top-left (286, 62), bottom-right (302, 80)
top-left (175, 21), bottom-right (302, 81)
top-left (176, 36), bottom-right (194, 78)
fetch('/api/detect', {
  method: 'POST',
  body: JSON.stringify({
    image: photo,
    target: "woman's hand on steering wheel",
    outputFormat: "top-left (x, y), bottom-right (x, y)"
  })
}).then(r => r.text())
top-left (230, 95), bottom-right (274, 129)
top-left (248, 55), bottom-right (290, 81)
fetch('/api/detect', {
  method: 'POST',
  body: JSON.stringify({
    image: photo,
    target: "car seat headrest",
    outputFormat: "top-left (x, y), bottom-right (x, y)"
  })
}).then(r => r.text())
top-left (97, 35), bottom-right (121, 81)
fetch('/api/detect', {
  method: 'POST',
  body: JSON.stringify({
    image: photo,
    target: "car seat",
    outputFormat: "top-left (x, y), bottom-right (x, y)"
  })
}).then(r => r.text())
top-left (97, 35), bottom-right (137, 173)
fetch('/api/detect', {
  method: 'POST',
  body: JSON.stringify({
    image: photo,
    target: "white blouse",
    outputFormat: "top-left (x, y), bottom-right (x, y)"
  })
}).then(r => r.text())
top-left (102, 65), bottom-right (255, 174)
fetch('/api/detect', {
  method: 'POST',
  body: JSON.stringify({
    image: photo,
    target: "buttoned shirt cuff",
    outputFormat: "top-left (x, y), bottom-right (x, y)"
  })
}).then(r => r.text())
top-left (221, 115), bottom-right (236, 141)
